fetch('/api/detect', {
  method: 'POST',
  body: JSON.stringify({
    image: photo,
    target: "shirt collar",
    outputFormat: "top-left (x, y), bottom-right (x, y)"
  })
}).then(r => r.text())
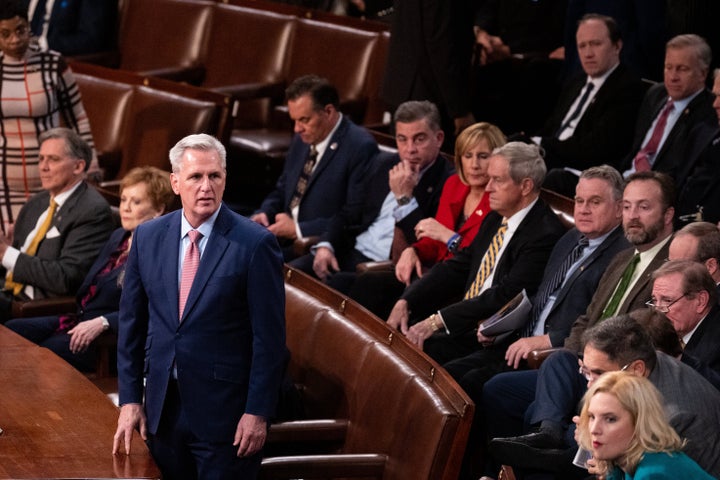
top-left (181, 205), bottom-right (221, 239)
top-left (52, 180), bottom-right (83, 209)
top-left (314, 113), bottom-right (343, 160)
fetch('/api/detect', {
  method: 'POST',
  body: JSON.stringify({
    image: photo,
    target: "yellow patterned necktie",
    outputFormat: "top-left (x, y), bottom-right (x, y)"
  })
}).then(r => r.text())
top-left (465, 220), bottom-right (508, 299)
top-left (5, 198), bottom-right (57, 296)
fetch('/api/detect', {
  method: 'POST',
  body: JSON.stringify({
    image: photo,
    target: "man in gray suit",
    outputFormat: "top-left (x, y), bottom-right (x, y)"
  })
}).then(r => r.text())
top-left (0, 128), bottom-right (114, 322)
top-left (491, 315), bottom-right (720, 477)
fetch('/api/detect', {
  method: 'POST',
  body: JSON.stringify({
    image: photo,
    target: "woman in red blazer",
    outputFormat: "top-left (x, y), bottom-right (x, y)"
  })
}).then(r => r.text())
top-left (395, 122), bottom-right (506, 285)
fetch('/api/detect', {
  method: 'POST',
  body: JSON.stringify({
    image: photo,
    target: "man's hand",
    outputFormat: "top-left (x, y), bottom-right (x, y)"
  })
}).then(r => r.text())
top-left (405, 317), bottom-right (437, 350)
top-left (395, 247), bottom-right (423, 286)
top-left (504, 335), bottom-right (551, 369)
top-left (387, 299), bottom-right (410, 333)
top-left (68, 318), bottom-right (105, 354)
top-left (475, 29), bottom-right (510, 64)
top-left (388, 161), bottom-right (420, 199)
top-left (233, 413), bottom-right (267, 457)
top-left (250, 212), bottom-right (270, 227)
top-left (267, 213), bottom-right (297, 239)
top-left (313, 247), bottom-right (339, 281)
top-left (476, 330), bottom-right (496, 347)
top-left (112, 403), bottom-right (147, 455)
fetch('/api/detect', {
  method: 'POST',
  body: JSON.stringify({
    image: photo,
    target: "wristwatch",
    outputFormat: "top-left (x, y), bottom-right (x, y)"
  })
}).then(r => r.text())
top-left (447, 233), bottom-right (462, 253)
top-left (396, 195), bottom-right (412, 206)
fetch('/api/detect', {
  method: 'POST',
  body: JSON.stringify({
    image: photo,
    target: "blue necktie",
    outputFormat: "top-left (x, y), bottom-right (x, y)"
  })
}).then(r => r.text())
top-left (30, 1), bottom-right (48, 36)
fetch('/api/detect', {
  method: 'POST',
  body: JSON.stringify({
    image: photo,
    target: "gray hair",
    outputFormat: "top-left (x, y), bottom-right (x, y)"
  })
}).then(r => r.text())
top-left (491, 141), bottom-right (546, 192)
top-left (667, 34), bottom-right (712, 71)
top-left (580, 165), bottom-right (624, 201)
top-left (38, 127), bottom-right (92, 172)
top-left (169, 134), bottom-right (227, 173)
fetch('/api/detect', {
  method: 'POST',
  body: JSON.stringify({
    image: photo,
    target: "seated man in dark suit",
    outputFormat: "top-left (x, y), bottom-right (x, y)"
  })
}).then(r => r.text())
top-left (386, 142), bottom-right (566, 364)
top-left (668, 221), bottom-right (720, 286)
top-left (619, 34), bottom-right (716, 182)
top-left (651, 260), bottom-right (720, 389)
top-left (539, 14), bottom-right (647, 197)
top-left (0, 127), bottom-right (114, 322)
top-left (675, 69), bottom-right (720, 227)
top-left (291, 100), bottom-right (453, 291)
top-left (251, 75), bottom-right (378, 260)
top-left (25, 0), bottom-right (118, 56)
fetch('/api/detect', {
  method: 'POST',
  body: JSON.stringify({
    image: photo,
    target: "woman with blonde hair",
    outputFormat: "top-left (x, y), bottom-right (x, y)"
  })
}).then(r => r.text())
top-left (577, 371), bottom-right (713, 479)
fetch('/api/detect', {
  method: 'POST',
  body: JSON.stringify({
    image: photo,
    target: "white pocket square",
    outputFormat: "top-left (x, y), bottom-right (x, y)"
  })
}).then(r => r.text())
top-left (45, 226), bottom-right (61, 239)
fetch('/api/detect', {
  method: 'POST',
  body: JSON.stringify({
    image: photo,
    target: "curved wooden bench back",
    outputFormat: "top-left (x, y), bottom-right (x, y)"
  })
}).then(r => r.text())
top-left (280, 266), bottom-right (473, 480)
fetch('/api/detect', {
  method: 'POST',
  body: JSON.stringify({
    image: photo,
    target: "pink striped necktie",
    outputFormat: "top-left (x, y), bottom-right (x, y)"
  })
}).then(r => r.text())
top-left (179, 229), bottom-right (202, 319)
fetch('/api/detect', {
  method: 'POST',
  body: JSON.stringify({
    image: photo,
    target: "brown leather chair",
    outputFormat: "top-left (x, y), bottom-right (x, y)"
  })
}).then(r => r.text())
top-left (119, 0), bottom-right (214, 83)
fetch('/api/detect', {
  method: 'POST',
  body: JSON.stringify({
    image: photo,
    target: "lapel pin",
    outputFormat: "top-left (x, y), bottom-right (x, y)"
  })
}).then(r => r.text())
top-left (476, 209), bottom-right (484, 216)
top-left (330, 142), bottom-right (338, 150)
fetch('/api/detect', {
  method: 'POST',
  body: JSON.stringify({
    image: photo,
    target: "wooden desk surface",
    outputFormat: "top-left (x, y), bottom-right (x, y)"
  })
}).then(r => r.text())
top-left (0, 325), bottom-right (160, 479)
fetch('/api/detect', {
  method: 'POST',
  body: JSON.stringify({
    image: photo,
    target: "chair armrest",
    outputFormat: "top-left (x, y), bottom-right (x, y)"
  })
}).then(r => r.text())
top-left (260, 453), bottom-right (387, 479)
top-left (268, 419), bottom-right (348, 444)
top-left (11, 297), bottom-right (76, 318)
top-left (292, 236), bottom-right (320, 258)
top-left (136, 66), bottom-right (205, 85)
top-left (527, 348), bottom-right (562, 370)
top-left (355, 260), bottom-right (394, 275)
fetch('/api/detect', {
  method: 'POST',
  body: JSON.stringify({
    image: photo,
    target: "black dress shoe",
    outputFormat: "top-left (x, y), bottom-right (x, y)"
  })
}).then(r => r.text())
top-left (489, 432), bottom-right (568, 472)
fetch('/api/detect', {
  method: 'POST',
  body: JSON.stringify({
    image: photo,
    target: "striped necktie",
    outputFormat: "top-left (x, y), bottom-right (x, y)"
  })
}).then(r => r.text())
top-left (465, 221), bottom-right (508, 299)
top-left (289, 145), bottom-right (318, 209)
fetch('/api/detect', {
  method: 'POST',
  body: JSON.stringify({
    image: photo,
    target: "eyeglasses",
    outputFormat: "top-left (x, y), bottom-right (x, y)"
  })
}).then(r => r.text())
top-left (645, 293), bottom-right (688, 313)
top-left (578, 361), bottom-right (630, 382)
top-left (0, 25), bottom-right (29, 41)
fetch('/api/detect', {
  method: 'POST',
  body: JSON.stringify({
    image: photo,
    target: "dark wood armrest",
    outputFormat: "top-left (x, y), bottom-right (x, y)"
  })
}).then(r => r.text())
top-left (527, 347), bottom-right (562, 370)
top-left (292, 236), bottom-right (320, 258)
top-left (355, 260), bottom-right (394, 275)
top-left (268, 419), bottom-right (348, 443)
top-left (260, 453), bottom-right (387, 479)
top-left (11, 297), bottom-right (76, 318)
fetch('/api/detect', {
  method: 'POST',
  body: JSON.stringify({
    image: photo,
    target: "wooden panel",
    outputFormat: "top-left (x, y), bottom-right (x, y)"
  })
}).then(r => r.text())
top-left (0, 326), bottom-right (159, 479)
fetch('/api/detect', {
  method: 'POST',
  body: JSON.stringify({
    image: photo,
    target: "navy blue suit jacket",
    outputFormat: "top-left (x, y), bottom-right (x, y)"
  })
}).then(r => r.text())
top-left (26, 0), bottom-right (117, 55)
top-left (118, 205), bottom-right (287, 441)
top-left (533, 225), bottom-right (630, 346)
top-left (256, 116), bottom-right (378, 237)
top-left (403, 199), bottom-right (566, 335)
top-left (620, 84), bottom-right (716, 177)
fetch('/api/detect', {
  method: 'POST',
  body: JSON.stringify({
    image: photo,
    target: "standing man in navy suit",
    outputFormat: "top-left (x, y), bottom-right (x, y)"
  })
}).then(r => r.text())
top-left (251, 75), bottom-right (378, 260)
top-left (113, 134), bottom-right (287, 480)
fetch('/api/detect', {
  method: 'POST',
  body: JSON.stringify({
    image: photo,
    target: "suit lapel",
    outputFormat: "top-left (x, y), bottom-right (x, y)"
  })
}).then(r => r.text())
top-left (162, 212), bottom-right (182, 323)
top-left (179, 206), bottom-right (231, 324)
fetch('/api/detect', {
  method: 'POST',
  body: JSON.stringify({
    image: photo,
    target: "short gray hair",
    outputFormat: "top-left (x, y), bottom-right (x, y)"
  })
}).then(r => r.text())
top-left (169, 134), bottom-right (227, 173)
top-left (393, 101), bottom-right (442, 132)
top-left (580, 165), bottom-right (624, 201)
top-left (667, 34), bottom-right (712, 71)
top-left (492, 141), bottom-right (546, 192)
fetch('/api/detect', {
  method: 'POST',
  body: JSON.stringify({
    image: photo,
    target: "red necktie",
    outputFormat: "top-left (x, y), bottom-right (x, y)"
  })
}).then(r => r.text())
top-left (633, 99), bottom-right (674, 172)
top-left (179, 230), bottom-right (202, 319)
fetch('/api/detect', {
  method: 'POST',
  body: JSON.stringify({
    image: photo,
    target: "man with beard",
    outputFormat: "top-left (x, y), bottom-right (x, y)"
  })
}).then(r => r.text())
top-left (478, 171), bottom-right (676, 470)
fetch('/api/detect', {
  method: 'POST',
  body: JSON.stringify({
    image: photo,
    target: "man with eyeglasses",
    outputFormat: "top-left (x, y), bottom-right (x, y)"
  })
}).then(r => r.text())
top-left (650, 260), bottom-right (720, 389)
